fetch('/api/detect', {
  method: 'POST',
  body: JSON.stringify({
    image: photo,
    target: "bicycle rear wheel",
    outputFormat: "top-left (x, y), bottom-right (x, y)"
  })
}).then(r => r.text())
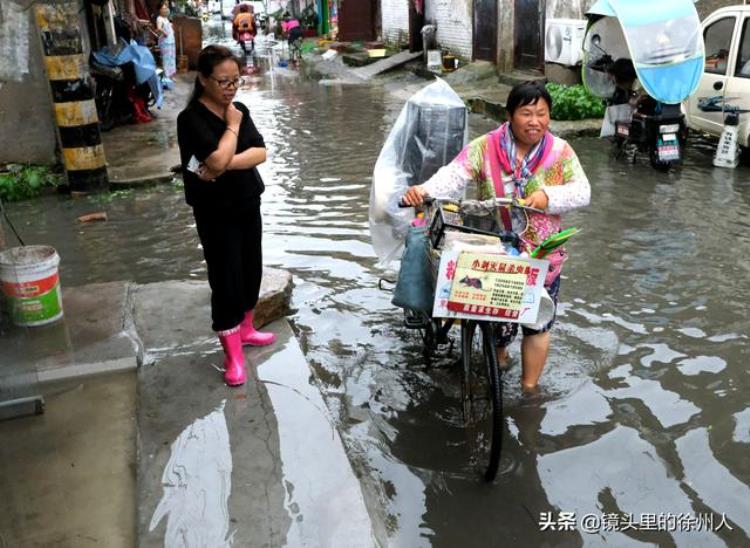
top-left (461, 320), bottom-right (503, 482)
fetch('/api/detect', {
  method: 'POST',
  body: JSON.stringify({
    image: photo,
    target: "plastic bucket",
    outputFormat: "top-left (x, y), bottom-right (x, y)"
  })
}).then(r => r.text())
top-left (0, 246), bottom-right (63, 327)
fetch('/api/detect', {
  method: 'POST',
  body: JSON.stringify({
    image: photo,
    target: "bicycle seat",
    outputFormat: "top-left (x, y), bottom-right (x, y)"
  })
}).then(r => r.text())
top-left (90, 61), bottom-right (124, 81)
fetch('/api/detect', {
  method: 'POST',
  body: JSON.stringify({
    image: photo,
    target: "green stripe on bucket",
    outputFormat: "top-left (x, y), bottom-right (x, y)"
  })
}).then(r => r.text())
top-left (6, 285), bottom-right (63, 326)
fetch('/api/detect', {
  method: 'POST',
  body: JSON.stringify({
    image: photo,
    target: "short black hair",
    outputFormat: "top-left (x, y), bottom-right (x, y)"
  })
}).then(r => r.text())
top-left (506, 81), bottom-right (552, 116)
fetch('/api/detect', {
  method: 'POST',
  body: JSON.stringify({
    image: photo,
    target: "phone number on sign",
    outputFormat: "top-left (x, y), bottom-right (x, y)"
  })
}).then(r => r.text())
top-left (539, 511), bottom-right (734, 533)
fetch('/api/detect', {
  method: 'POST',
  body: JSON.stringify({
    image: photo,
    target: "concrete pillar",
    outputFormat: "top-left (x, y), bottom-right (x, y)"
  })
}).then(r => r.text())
top-left (497, 0), bottom-right (515, 73)
top-left (34, 1), bottom-right (108, 193)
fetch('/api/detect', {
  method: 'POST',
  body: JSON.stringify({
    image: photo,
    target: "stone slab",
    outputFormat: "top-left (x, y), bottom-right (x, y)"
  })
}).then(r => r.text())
top-left (131, 267), bottom-right (293, 361)
top-left (352, 50), bottom-right (422, 80)
top-left (138, 320), bottom-right (376, 547)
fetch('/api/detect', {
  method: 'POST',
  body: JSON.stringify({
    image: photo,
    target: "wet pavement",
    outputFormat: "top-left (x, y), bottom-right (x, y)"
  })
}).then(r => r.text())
top-left (0, 371), bottom-right (136, 547)
top-left (138, 318), bottom-right (374, 547)
top-left (2, 16), bottom-right (750, 547)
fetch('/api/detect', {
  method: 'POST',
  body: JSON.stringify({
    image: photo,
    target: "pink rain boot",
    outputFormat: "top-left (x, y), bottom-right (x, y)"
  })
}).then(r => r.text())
top-left (218, 327), bottom-right (247, 386)
top-left (240, 310), bottom-right (276, 346)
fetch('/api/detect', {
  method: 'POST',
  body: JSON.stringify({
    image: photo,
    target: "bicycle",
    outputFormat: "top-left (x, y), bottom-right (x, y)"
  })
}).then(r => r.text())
top-left (397, 195), bottom-right (546, 481)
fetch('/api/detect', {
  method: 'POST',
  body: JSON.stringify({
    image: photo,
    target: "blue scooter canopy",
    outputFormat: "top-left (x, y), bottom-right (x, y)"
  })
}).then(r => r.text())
top-left (583, 0), bottom-right (704, 104)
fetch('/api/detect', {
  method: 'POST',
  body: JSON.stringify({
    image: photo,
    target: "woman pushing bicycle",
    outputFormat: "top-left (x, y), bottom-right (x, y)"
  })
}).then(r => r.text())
top-left (402, 81), bottom-right (591, 393)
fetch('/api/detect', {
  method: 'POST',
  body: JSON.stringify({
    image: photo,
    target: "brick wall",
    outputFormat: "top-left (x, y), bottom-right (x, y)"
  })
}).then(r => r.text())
top-left (432, 0), bottom-right (472, 59)
top-left (381, 0), bottom-right (409, 46)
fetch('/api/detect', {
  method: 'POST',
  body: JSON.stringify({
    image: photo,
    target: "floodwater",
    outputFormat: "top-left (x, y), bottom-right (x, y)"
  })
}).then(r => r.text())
top-left (5, 25), bottom-right (750, 548)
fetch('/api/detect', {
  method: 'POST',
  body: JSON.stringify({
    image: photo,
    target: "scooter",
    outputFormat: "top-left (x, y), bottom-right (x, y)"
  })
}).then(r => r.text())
top-left (581, 0), bottom-right (704, 171)
top-left (90, 60), bottom-right (130, 131)
top-left (593, 54), bottom-right (688, 170)
top-left (613, 95), bottom-right (688, 171)
top-left (90, 58), bottom-right (154, 131)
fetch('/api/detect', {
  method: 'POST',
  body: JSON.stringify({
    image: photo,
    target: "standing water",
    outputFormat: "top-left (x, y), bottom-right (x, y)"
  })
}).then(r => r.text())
top-left (3, 28), bottom-right (750, 547)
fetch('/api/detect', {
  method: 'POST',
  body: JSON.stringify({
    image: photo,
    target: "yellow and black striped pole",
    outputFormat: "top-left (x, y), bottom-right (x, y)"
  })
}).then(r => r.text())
top-left (34, 2), bottom-right (108, 192)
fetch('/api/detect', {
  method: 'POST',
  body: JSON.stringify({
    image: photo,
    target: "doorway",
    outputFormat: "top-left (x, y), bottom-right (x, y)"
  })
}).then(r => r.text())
top-left (514, 0), bottom-right (544, 70)
top-left (473, 0), bottom-right (498, 62)
top-left (338, 0), bottom-right (375, 42)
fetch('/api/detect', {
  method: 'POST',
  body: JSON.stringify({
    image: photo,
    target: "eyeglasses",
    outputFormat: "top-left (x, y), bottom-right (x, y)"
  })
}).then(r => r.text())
top-left (210, 76), bottom-right (244, 89)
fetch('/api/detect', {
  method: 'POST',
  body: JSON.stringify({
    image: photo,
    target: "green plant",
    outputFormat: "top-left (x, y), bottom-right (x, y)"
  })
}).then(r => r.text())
top-left (546, 83), bottom-right (605, 121)
top-left (85, 188), bottom-right (135, 205)
top-left (0, 165), bottom-right (61, 202)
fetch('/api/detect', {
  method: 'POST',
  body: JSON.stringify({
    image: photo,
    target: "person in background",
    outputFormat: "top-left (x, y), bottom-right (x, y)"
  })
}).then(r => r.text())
top-left (281, 11), bottom-right (303, 64)
top-left (233, 4), bottom-right (256, 59)
top-left (123, 0), bottom-right (152, 45)
top-left (155, 2), bottom-right (177, 86)
top-left (177, 45), bottom-right (276, 387)
top-left (403, 81), bottom-right (591, 393)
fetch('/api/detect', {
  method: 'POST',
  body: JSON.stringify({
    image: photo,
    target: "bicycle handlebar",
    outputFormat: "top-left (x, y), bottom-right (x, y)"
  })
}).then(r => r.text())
top-left (398, 195), bottom-right (543, 214)
top-left (397, 196), bottom-right (436, 208)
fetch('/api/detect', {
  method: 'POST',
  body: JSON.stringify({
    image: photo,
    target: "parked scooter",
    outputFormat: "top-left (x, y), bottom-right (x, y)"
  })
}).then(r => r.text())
top-left (90, 39), bottom-right (163, 131)
top-left (90, 58), bottom-right (155, 131)
top-left (581, 0), bottom-right (704, 171)
top-left (593, 53), bottom-right (688, 170)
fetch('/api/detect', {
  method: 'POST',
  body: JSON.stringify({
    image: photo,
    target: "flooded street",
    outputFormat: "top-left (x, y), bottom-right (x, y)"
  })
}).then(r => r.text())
top-left (4, 23), bottom-right (750, 546)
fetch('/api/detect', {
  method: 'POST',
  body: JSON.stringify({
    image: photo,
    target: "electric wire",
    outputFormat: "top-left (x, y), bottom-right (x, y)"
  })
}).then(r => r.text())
top-left (0, 196), bottom-right (26, 247)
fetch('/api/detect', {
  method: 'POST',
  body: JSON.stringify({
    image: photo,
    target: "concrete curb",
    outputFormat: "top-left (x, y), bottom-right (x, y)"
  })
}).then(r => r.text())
top-left (109, 173), bottom-right (178, 188)
top-left (0, 269), bottom-right (294, 386)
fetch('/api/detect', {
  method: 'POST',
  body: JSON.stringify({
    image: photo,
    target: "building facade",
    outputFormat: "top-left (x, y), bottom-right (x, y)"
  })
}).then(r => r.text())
top-left (381, 0), bottom-right (738, 76)
top-left (381, 0), bottom-right (409, 44)
top-left (0, 1), bottom-right (62, 164)
top-left (426, 0), bottom-right (472, 60)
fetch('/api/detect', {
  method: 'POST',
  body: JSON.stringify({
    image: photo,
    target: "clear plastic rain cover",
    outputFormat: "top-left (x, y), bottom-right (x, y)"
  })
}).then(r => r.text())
top-left (582, 0), bottom-right (704, 104)
top-left (369, 78), bottom-right (468, 267)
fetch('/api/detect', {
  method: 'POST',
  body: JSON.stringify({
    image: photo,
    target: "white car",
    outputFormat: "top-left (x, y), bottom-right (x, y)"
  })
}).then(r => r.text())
top-left (685, 5), bottom-right (750, 147)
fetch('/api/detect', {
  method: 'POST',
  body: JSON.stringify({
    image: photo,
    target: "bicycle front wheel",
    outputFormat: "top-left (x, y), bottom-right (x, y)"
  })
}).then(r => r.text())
top-left (461, 320), bottom-right (503, 482)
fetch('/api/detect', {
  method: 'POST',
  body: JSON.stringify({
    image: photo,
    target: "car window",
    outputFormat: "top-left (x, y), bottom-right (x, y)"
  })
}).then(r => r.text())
top-left (735, 17), bottom-right (750, 77)
top-left (704, 16), bottom-right (736, 75)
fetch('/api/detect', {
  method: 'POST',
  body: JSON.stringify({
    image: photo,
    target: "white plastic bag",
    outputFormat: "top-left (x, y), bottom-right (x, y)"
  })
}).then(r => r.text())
top-left (369, 78), bottom-right (468, 267)
top-left (600, 103), bottom-right (633, 138)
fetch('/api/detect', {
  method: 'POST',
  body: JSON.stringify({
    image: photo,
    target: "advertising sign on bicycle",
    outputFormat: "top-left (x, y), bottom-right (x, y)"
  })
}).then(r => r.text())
top-left (433, 250), bottom-right (549, 324)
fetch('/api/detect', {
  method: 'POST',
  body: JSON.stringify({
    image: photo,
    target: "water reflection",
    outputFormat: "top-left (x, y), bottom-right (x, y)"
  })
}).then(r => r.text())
top-left (3, 66), bottom-right (749, 544)
top-left (149, 401), bottom-right (233, 547)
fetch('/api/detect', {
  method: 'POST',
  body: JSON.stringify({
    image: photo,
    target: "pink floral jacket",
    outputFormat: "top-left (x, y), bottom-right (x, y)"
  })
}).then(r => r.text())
top-left (422, 131), bottom-right (590, 282)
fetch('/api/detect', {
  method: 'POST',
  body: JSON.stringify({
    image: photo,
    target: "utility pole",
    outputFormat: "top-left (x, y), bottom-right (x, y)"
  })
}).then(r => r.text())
top-left (34, 1), bottom-right (109, 193)
top-left (0, 218), bottom-right (5, 251)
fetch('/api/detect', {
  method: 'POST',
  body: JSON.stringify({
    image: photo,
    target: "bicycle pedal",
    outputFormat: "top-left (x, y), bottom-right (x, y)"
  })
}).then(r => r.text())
top-left (403, 313), bottom-right (429, 329)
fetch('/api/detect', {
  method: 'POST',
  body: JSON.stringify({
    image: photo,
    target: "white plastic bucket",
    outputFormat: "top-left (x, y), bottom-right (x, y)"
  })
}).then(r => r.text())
top-left (520, 287), bottom-right (556, 331)
top-left (0, 246), bottom-right (63, 327)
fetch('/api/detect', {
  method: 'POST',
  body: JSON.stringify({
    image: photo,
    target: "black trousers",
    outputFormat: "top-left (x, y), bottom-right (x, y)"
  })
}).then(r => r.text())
top-left (193, 199), bottom-right (263, 332)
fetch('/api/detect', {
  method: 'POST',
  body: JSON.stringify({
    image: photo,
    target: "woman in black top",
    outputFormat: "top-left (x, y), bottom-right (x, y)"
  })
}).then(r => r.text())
top-left (177, 45), bottom-right (275, 387)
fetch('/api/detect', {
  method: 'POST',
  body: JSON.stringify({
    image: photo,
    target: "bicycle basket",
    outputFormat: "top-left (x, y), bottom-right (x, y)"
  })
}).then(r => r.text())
top-left (429, 203), bottom-right (518, 250)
